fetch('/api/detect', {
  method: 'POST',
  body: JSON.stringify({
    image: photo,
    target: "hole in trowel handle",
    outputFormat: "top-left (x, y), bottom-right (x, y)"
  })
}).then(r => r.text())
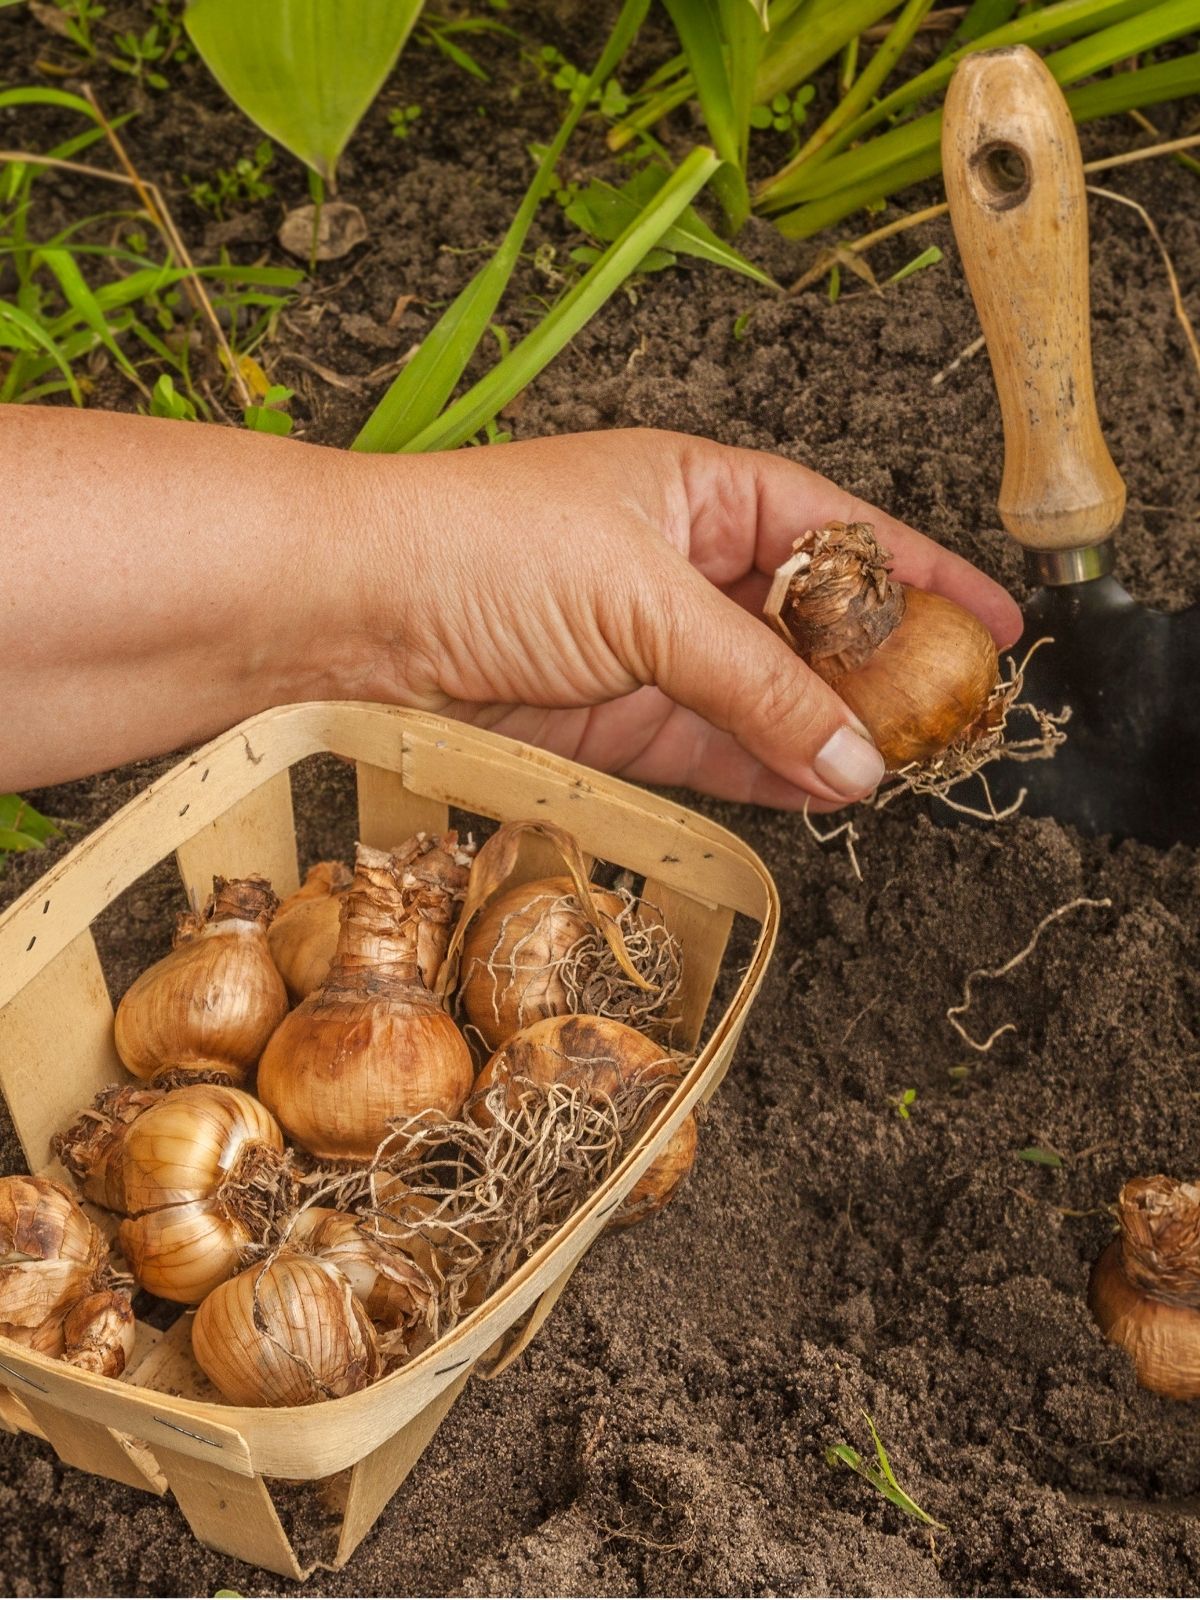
top-left (973, 141), bottom-right (1030, 209)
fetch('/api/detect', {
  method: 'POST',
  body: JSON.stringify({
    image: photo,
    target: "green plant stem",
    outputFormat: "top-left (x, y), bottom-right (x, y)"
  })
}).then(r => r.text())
top-left (354, 0), bottom-right (650, 452)
top-left (398, 147), bottom-right (721, 453)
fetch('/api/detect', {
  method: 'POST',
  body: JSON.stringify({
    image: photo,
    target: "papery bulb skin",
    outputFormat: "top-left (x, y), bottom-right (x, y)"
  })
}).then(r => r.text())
top-left (0, 1176), bottom-right (105, 1337)
top-left (192, 1253), bottom-right (381, 1406)
top-left (54, 1083), bottom-right (165, 1212)
top-left (289, 1207), bottom-right (436, 1358)
top-left (1090, 1175), bottom-right (1200, 1399)
top-left (258, 845), bottom-right (474, 1161)
top-left (474, 1013), bottom-right (676, 1114)
top-left (611, 1112), bottom-right (698, 1229)
top-left (460, 874), bottom-right (627, 1051)
top-left (114, 876), bottom-right (288, 1084)
top-left (268, 835), bottom-right (474, 1004)
top-left (62, 1288), bottom-right (137, 1377)
top-left (117, 1084), bottom-right (288, 1304)
top-left (268, 861), bottom-right (352, 1003)
top-left (764, 523), bottom-right (999, 769)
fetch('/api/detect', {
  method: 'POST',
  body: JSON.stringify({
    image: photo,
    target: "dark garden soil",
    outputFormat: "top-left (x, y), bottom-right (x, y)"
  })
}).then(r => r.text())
top-left (2, 3), bottom-right (1200, 1595)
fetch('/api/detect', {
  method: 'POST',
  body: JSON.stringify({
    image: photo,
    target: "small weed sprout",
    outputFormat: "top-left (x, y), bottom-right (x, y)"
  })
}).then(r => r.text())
top-left (894, 1088), bottom-right (917, 1120)
top-left (827, 1411), bottom-right (945, 1530)
top-left (186, 142), bottom-right (275, 219)
top-left (0, 795), bottom-right (60, 873)
top-left (538, 45), bottom-right (629, 120)
top-left (388, 105), bottom-right (422, 140)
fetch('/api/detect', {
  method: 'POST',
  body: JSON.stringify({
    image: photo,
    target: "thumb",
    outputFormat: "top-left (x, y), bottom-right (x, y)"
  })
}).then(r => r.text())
top-left (632, 543), bottom-right (886, 805)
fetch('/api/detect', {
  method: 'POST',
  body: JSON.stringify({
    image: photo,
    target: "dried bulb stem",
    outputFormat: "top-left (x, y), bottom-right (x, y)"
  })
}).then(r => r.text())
top-left (764, 522), bottom-right (906, 682)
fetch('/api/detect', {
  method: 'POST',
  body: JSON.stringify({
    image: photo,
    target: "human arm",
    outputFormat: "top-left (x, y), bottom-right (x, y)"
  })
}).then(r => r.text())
top-left (0, 409), bottom-right (1020, 804)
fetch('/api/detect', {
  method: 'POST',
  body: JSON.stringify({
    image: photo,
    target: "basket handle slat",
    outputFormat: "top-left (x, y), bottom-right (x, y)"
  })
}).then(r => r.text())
top-left (0, 929), bottom-right (125, 1172)
top-left (641, 879), bottom-right (734, 1051)
top-left (331, 1367), bottom-right (471, 1570)
top-left (22, 1398), bottom-right (166, 1494)
top-left (154, 1448), bottom-right (306, 1578)
top-left (175, 767), bottom-right (299, 908)
top-left (355, 760), bottom-right (450, 850)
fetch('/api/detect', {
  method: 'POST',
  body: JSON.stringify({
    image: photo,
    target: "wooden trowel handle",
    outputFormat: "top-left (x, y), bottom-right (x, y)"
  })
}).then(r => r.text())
top-left (942, 46), bottom-right (1125, 581)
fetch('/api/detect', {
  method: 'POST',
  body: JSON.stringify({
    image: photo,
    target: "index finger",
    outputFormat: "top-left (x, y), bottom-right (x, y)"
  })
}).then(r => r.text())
top-left (680, 438), bottom-right (1023, 648)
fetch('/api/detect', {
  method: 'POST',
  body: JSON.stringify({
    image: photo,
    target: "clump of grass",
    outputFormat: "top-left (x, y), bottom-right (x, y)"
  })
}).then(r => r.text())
top-left (827, 1410), bottom-right (945, 1529)
top-left (612, 0), bottom-right (1200, 239)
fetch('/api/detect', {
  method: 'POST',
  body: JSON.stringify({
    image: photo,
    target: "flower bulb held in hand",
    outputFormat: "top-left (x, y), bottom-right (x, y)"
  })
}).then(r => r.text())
top-left (764, 522), bottom-right (999, 769)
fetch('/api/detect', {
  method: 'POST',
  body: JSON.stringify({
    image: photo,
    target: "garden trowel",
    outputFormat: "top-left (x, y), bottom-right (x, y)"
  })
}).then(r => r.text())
top-left (941, 45), bottom-right (1200, 847)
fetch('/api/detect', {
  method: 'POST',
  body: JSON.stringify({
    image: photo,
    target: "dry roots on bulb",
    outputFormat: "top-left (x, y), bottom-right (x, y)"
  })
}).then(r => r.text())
top-left (443, 819), bottom-right (682, 1052)
top-left (269, 835), bottom-right (476, 1004)
top-left (192, 1252), bottom-right (381, 1406)
top-left (1090, 1174), bottom-right (1200, 1399)
top-left (258, 843), bottom-right (474, 1161)
top-left (0, 1176), bottom-right (106, 1350)
top-left (114, 875), bottom-right (288, 1085)
top-left (473, 1014), bottom-right (696, 1223)
top-left (117, 1083), bottom-right (292, 1304)
top-left (764, 522), bottom-right (999, 770)
top-left (288, 1206), bottom-right (437, 1361)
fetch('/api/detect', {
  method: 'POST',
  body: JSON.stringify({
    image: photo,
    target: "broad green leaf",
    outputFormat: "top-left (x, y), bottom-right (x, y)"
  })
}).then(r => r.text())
top-left (184, 0), bottom-right (424, 184)
top-left (401, 147), bottom-right (722, 453)
top-left (354, 0), bottom-right (651, 453)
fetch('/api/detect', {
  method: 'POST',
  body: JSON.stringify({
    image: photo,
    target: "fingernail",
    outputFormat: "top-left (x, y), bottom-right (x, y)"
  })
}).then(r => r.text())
top-left (813, 726), bottom-right (886, 799)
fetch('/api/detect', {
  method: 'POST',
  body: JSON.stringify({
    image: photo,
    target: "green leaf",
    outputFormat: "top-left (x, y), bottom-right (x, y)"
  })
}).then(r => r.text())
top-left (888, 244), bottom-right (942, 283)
top-left (399, 146), bottom-right (722, 453)
top-left (827, 1412), bottom-right (945, 1529)
top-left (354, 0), bottom-right (651, 453)
top-left (567, 165), bottom-right (778, 286)
top-left (0, 300), bottom-right (82, 404)
top-left (1017, 1146), bottom-right (1064, 1167)
top-left (0, 795), bottom-right (59, 846)
top-left (184, 0), bottom-right (424, 183)
top-left (34, 247), bottom-right (141, 384)
top-left (149, 372), bottom-right (197, 420)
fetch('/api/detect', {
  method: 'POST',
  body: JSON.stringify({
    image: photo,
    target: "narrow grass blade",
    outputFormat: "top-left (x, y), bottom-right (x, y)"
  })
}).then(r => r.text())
top-left (775, 0), bottom-right (1161, 181)
top-left (774, 49), bottom-right (1200, 236)
top-left (0, 300), bottom-right (83, 403)
top-left (827, 1411), bottom-right (946, 1529)
top-left (781, 0), bottom-right (934, 182)
top-left (34, 246), bottom-right (143, 385)
top-left (400, 147), bottom-right (721, 453)
top-left (185, 0), bottom-right (423, 183)
top-left (765, 0), bottom-right (1200, 215)
top-left (354, 0), bottom-right (650, 453)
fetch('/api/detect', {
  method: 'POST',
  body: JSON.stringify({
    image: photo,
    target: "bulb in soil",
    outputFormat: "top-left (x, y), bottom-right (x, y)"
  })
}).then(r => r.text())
top-left (114, 875), bottom-right (288, 1085)
top-left (763, 522), bottom-right (999, 769)
top-left (1090, 1174), bottom-right (1200, 1399)
top-left (257, 844), bottom-right (474, 1161)
top-left (117, 1084), bottom-right (290, 1304)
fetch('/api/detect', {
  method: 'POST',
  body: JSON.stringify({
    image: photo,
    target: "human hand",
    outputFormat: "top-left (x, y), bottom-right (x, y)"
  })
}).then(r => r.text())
top-left (358, 429), bottom-right (1021, 810)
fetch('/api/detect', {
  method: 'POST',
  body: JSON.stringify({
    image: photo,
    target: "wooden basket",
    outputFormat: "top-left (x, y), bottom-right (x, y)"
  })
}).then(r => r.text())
top-left (0, 702), bottom-right (778, 1579)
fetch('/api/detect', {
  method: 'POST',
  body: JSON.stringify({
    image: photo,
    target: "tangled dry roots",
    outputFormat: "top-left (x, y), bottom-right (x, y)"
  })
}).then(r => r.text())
top-left (283, 1071), bottom-right (680, 1346)
top-left (873, 640), bottom-right (1069, 821)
